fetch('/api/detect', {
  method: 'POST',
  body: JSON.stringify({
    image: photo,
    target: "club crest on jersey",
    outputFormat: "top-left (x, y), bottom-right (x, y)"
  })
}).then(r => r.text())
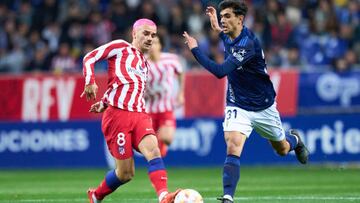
top-left (119, 146), bottom-right (125, 155)
top-left (231, 48), bottom-right (246, 62)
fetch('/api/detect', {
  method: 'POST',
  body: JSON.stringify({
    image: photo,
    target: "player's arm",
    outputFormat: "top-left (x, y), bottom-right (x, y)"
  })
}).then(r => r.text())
top-left (171, 55), bottom-right (185, 106)
top-left (183, 32), bottom-right (238, 79)
top-left (176, 72), bottom-right (185, 106)
top-left (81, 40), bottom-right (127, 101)
top-left (206, 6), bottom-right (222, 34)
top-left (191, 48), bottom-right (238, 78)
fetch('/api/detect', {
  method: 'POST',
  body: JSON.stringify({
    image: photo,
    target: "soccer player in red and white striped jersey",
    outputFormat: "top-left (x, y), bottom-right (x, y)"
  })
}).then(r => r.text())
top-left (81, 18), bottom-right (180, 203)
top-left (146, 36), bottom-right (185, 157)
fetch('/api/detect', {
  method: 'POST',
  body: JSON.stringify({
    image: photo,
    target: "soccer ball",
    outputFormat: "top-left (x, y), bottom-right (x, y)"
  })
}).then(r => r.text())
top-left (174, 189), bottom-right (204, 203)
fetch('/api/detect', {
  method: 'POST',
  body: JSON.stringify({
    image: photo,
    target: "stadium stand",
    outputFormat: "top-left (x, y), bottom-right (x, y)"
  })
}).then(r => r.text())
top-left (0, 0), bottom-right (358, 73)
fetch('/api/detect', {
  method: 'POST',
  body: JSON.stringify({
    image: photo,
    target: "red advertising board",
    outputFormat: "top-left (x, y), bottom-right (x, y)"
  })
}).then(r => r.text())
top-left (0, 73), bottom-right (108, 121)
top-left (269, 69), bottom-right (299, 116)
top-left (0, 69), bottom-right (298, 121)
top-left (184, 71), bottom-right (226, 118)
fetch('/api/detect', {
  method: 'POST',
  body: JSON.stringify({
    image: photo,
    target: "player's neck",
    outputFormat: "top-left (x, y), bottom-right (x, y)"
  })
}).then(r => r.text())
top-left (132, 41), bottom-right (144, 54)
top-left (229, 25), bottom-right (243, 40)
top-left (149, 52), bottom-right (160, 61)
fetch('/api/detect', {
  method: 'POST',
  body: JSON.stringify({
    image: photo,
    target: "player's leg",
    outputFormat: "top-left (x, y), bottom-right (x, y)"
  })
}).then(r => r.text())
top-left (252, 103), bottom-right (309, 164)
top-left (88, 107), bottom-right (135, 203)
top-left (219, 107), bottom-right (252, 203)
top-left (134, 113), bottom-right (180, 203)
top-left (218, 131), bottom-right (246, 203)
top-left (269, 129), bottom-right (309, 164)
top-left (88, 158), bottom-right (134, 202)
top-left (138, 134), bottom-right (180, 203)
top-left (157, 125), bottom-right (175, 156)
top-left (157, 111), bottom-right (176, 157)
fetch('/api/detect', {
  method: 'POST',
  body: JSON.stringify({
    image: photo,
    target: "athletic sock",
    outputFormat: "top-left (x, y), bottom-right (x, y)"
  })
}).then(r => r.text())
top-left (148, 157), bottom-right (168, 197)
top-left (285, 131), bottom-right (298, 151)
top-left (223, 155), bottom-right (240, 198)
top-left (95, 170), bottom-right (124, 200)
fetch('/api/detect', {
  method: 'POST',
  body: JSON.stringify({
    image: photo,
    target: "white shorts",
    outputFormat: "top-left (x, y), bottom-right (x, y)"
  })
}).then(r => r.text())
top-left (222, 102), bottom-right (285, 141)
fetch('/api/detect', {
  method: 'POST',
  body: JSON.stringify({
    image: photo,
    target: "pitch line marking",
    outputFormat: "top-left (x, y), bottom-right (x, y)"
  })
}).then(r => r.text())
top-left (1, 196), bottom-right (360, 202)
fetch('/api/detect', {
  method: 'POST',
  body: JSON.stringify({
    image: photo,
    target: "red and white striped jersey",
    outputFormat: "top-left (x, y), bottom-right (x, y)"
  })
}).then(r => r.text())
top-left (83, 39), bottom-right (151, 112)
top-left (146, 52), bottom-right (183, 113)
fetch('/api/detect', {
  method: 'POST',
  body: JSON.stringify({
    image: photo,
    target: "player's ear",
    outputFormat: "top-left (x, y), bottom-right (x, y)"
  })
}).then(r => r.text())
top-left (238, 15), bottom-right (244, 25)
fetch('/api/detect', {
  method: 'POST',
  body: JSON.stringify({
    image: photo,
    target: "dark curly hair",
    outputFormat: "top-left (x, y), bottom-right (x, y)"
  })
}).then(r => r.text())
top-left (219, 0), bottom-right (248, 17)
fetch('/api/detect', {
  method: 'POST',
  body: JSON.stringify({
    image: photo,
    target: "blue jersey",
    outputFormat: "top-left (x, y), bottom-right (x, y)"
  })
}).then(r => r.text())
top-left (220, 26), bottom-right (276, 111)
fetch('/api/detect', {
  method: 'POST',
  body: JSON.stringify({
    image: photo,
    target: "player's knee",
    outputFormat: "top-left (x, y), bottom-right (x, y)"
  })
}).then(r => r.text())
top-left (225, 133), bottom-right (245, 154)
top-left (226, 142), bottom-right (242, 154)
top-left (147, 145), bottom-right (161, 158)
top-left (158, 129), bottom-right (174, 145)
top-left (115, 168), bottom-right (134, 183)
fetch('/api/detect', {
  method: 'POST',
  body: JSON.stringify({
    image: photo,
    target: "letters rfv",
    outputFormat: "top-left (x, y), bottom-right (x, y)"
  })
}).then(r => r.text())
top-left (22, 78), bottom-right (76, 122)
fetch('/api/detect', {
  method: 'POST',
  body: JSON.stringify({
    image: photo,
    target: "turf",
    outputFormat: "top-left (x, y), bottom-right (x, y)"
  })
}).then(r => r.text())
top-left (0, 166), bottom-right (359, 203)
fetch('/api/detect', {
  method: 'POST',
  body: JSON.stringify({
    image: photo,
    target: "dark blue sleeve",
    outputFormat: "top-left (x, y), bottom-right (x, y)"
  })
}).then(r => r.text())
top-left (191, 47), bottom-right (238, 79)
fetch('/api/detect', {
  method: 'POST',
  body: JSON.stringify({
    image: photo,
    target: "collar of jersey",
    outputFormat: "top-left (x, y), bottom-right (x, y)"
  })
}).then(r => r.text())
top-left (228, 26), bottom-right (246, 46)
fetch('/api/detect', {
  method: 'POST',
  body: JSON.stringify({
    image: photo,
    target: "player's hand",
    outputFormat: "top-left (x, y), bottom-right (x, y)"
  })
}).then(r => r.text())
top-left (183, 32), bottom-right (198, 49)
top-left (89, 101), bottom-right (107, 113)
top-left (80, 83), bottom-right (98, 101)
top-left (206, 6), bottom-right (222, 33)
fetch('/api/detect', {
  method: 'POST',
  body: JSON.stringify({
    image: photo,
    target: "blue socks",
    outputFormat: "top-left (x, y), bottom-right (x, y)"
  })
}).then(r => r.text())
top-left (285, 131), bottom-right (298, 151)
top-left (105, 170), bottom-right (124, 191)
top-left (223, 155), bottom-right (240, 198)
top-left (148, 157), bottom-right (165, 173)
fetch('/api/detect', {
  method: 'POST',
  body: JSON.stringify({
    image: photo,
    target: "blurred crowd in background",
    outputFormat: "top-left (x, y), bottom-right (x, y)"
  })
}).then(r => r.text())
top-left (0, 0), bottom-right (359, 74)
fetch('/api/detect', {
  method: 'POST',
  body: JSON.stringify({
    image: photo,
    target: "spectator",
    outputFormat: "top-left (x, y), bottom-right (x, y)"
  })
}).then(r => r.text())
top-left (51, 42), bottom-right (77, 73)
top-left (84, 11), bottom-right (113, 46)
top-left (332, 57), bottom-right (349, 73)
top-left (26, 45), bottom-right (51, 72)
top-left (0, 0), bottom-right (359, 73)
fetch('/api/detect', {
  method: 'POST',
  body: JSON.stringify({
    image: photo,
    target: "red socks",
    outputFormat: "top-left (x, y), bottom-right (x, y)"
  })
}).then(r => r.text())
top-left (94, 179), bottom-right (113, 200)
top-left (94, 170), bottom-right (123, 200)
top-left (149, 169), bottom-right (168, 196)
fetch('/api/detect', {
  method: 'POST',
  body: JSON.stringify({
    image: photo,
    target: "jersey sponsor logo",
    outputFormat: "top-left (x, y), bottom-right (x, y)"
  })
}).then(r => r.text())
top-left (127, 65), bottom-right (147, 77)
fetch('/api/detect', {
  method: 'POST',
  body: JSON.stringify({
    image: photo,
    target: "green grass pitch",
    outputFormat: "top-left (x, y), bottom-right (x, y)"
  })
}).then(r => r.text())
top-left (0, 166), bottom-right (359, 203)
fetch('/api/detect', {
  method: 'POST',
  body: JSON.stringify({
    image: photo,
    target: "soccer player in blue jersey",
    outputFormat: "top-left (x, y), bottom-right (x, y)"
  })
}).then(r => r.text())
top-left (183, 1), bottom-right (309, 203)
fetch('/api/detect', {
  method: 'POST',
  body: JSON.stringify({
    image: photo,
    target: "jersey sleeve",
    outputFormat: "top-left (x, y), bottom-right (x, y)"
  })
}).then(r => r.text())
top-left (83, 40), bottom-right (128, 85)
top-left (227, 38), bottom-right (255, 67)
top-left (191, 47), bottom-right (238, 78)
